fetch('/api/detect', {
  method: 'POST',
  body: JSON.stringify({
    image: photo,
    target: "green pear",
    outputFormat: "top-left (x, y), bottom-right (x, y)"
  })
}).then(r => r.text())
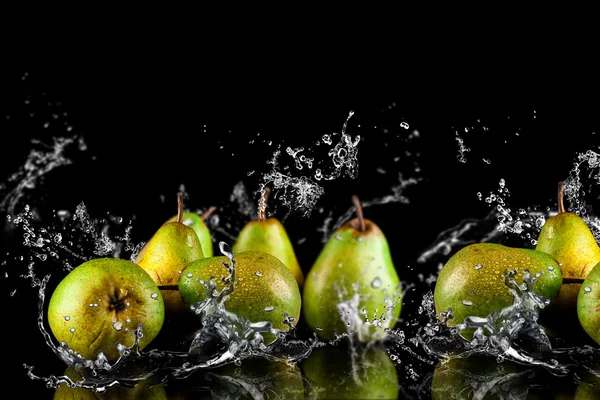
top-left (535, 182), bottom-right (600, 337)
top-left (232, 186), bottom-right (304, 287)
top-left (302, 195), bottom-right (402, 343)
top-left (433, 242), bottom-right (562, 338)
top-left (53, 366), bottom-right (168, 399)
top-left (576, 261), bottom-right (600, 344)
top-left (135, 192), bottom-right (204, 318)
top-left (165, 206), bottom-right (216, 258)
top-left (301, 343), bottom-right (399, 399)
top-left (47, 257), bottom-right (164, 360)
top-left (178, 250), bottom-right (301, 344)
top-left (575, 383), bottom-right (600, 400)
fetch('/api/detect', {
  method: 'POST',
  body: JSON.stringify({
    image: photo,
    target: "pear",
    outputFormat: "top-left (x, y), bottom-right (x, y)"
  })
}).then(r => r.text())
top-left (535, 181), bottom-right (600, 338)
top-left (232, 186), bottom-right (304, 287)
top-left (302, 195), bottom-right (402, 343)
top-left (47, 257), bottom-right (164, 360)
top-left (178, 250), bottom-right (301, 344)
top-left (576, 261), bottom-right (600, 345)
top-left (301, 342), bottom-right (399, 400)
top-left (135, 192), bottom-right (204, 319)
top-left (165, 205), bottom-right (216, 258)
top-left (433, 242), bottom-right (562, 338)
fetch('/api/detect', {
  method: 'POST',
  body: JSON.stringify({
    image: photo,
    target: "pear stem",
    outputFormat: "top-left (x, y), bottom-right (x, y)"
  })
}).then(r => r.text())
top-left (257, 186), bottom-right (271, 221)
top-left (352, 195), bottom-right (366, 232)
top-left (177, 192), bottom-right (183, 223)
top-left (557, 181), bottom-right (566, 213)
top-left (201, 206), bottom-right (217, 221)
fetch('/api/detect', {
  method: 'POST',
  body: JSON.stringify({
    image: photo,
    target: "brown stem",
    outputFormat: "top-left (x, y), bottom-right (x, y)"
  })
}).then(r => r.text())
top-left (557, 181), bottom-right (566, 213)
top-left (201, 206), bottom-right (217, 221)
top-left (562, 278), bottom-right (585, 285)
top-left (177, 192), bottom-right (183, 223)
top-left (352, 195), bottom-right (366, 232)
top-left (257, 186), bottom-right (271, 221)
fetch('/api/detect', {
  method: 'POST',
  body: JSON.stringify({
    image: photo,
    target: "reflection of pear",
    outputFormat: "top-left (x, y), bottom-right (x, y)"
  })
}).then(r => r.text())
top-left (431, 355), bottom-right (560, 400)
top-left (165, 206), bottom-right (216, 258)
top-left (135, 192), bottom-right (204, 318)
top-left (536, 182), bottom-right (600, 339)
top-left (232, 187), bottom-right (304, 287)
top-left (53, 367), bottom-right (167, 399)
top-left (301, 342), bottom-right (399, 399)
top-left (303, 195), bottom-right (402, 343)
top-left (164, 357), bottom-right (304, 399)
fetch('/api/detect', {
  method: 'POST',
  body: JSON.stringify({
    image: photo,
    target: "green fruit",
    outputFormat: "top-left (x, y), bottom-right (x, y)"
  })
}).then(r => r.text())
top-left (302, 195), bottom-right (402, 343)
top-left (535, 182), bottom-right (600, 334)
top-left (433, 242), bottom-right (562, 337)
top-left (135, 193), bottom-right (204, 317)
top-left (47, 258), bottom-right (164, 360)
top-left (165, 207), bottom-right (215, 258)
top-left (577, 262), bottom-right (600, 344)
top-left (575, 383), bottom-right (600, 400)
top-left (178, 250), bottom-right (301, 344)
top-left (53, 367), bottom-right (167, 399)
top-left (232, 187), bottom-right (304, 287)
top-left (301, 343), bottom-right (399, 399)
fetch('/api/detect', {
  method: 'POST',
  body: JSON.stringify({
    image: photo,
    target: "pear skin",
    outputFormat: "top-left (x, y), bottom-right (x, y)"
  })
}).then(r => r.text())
top-left (232, 186), bottom-right (304, 288)
top-left (434, 242), bottom-right (562, 338)
top-left (302, 195), bottom-right (402, 343)
top-left (135, 193), bottom-right (204, 318)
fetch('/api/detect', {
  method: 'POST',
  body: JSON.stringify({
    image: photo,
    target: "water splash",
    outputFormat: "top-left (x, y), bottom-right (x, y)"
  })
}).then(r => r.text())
top-left (25, 241), bottom-right (322, 392)
top-left (0, 135), bottom-right (85, 224)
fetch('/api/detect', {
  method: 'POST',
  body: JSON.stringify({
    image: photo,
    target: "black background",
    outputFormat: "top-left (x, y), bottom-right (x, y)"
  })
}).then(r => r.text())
top-left (2, 40), bottom-right (600, 398)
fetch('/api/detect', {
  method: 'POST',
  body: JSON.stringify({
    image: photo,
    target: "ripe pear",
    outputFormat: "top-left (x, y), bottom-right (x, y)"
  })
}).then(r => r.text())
top-left (301, 342), bottom-right (399, 399)
top-left (302, 195), bottom-right (402, 343)
top-left (232, 186), bottom-right (304, 287)
top-left (433, 242), bottom-right (562, 339)
top-left (47, 257), bottom-right (164, 360)
top-left (135, 193), bottom-right (204, 318)
top-left (165, 206), bottom-right (216, 258)
top-left (576, 261), bottom-right (600, 345)
top-left (178, 250), bottom-right (301, 344)
top-left (535, 181), bottom-right (600, 337)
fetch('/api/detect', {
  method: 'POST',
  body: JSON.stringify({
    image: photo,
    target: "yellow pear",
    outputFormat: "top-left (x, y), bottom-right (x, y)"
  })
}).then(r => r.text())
top-left (535, 181), bottom-right (600, 339)
top-left (135, 192), bottom-right (204, 321)
top-left (232, 186), bottom-right (304, 287)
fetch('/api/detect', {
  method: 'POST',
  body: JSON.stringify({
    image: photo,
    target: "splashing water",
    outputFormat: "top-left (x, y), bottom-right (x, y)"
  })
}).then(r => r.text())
top-left (24, 240), bottom-right (322, 392)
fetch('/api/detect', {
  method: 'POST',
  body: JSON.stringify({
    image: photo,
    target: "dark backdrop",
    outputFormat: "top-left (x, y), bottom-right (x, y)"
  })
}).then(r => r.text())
top-left (2, 56), bottom-right (600, 398)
